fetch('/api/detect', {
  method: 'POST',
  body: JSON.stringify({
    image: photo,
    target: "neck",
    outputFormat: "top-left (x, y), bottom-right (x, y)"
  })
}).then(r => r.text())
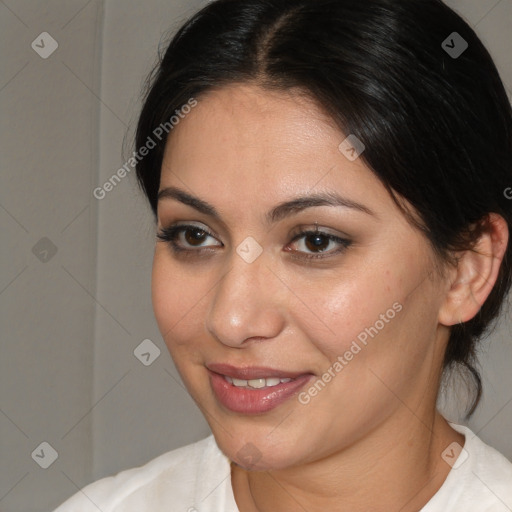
top-left (231, 410), bottom-right (464, 512)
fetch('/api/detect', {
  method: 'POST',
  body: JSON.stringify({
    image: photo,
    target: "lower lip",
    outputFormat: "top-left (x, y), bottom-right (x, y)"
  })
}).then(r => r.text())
top-left (208, 370), bottom-right (314, 414)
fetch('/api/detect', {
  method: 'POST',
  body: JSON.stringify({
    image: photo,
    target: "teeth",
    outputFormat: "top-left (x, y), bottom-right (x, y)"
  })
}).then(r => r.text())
top-left (224, 376), bottom-right (294, 388)
top-left (248, 378), bottom-right (266, 389)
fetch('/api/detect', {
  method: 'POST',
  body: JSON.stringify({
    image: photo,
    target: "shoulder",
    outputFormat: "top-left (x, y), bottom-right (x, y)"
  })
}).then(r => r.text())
top-left (423, 423), bottom-right (512, 512)
top-left (466, 426), bottom-right (512, 510)
top-left (53, 434), bottom-right (229, 511)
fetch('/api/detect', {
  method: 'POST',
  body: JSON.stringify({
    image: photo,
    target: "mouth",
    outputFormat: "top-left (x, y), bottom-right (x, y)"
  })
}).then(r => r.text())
top-left (223, 375), bottom-right (294, 389)
top-left (206, 363), bottom-right (314, 414)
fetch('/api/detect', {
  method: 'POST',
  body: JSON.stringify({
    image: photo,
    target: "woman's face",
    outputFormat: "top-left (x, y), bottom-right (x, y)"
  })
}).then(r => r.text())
top-left (152, 84), bottom-right (450, 470)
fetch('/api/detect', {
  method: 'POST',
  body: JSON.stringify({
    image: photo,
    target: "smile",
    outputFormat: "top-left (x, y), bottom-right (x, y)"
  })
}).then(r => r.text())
top-left (224, 376), bottom-right (293, 389)
top-left (207, 363), bottom-right (314, 414)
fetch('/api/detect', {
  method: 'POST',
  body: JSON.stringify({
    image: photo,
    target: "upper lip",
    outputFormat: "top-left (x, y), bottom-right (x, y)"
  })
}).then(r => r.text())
top-left (206, 363), bottom-right (311, 380)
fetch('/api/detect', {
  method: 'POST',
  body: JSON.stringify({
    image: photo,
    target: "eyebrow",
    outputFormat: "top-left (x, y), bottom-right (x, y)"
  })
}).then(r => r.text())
top-left (157, 186), bottom-right (376, 224)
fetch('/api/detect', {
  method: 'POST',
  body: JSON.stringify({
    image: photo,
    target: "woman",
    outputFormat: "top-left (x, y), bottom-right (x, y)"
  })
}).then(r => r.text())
top-left (55, 0), bottom-right (512, 510)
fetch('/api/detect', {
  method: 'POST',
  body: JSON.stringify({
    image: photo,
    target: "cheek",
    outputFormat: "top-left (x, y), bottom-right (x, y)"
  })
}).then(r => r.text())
top-left (290, 254), bottom-right (440, 391)
top-left (289, 266), bottom-right (399, 362)
top-left (151, 251), bottom-right (206, 352)
top-left (300, 267), bottom-right (441, 408)
top-left (151, 253), bottom-right (176, 338)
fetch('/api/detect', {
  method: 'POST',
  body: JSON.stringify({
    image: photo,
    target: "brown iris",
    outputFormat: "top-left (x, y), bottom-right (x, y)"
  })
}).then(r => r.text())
top-left (304, 233), bottom-right (330, 252)
top-left (184, 228), bottom-right (208, 246)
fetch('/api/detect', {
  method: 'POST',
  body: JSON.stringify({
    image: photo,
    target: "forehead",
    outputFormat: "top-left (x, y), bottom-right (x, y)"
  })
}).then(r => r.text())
top-left (159, 84), bottom-right (395, 223)
top-left (165, 84), bottom-right (339, 164)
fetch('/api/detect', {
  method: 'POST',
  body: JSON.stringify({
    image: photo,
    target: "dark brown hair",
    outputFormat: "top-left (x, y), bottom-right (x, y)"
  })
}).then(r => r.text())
top-left (135, 0), bottom-right (512, 417)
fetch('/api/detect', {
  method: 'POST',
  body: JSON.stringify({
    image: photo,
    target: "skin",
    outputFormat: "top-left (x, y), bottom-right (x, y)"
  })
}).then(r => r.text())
top-left (151, 84), bottom-right (508, 511)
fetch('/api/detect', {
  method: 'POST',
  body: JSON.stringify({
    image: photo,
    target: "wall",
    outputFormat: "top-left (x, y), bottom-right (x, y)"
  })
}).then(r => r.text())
top-left (1, 1), bottom-right (103, 510)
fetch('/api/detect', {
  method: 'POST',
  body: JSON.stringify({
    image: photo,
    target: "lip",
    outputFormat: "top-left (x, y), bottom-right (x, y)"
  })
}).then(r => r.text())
top-left (207, 363), bottom-right (315, 414)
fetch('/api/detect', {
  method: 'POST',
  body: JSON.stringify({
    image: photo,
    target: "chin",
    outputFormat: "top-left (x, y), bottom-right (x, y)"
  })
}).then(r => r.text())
top-left (211, 423), bottom-right (308, 471)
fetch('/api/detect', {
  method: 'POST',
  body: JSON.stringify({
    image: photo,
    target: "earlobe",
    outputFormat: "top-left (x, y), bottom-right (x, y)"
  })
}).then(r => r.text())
top-left (438, 213), bottom-right (509, 327)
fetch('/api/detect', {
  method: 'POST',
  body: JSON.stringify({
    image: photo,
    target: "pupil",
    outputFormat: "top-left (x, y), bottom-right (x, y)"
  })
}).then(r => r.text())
top-left (306, 234), bottom-right (328, 252)
top-left (185, 228), bottom-right (206, 246)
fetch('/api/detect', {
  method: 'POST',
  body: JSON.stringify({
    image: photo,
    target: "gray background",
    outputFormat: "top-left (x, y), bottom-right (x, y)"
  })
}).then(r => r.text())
top-left (0, 1), bottom-right (510, 510)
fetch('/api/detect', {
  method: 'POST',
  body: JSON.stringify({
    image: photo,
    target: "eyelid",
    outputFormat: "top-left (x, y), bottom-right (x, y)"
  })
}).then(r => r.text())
top-left (157, 221), bottom-right (352, 260)
top-left (285, 227), bottom-right (352, 259)
top-left (156, 222), bottom-right (223, 252)
top-left (158, 221), bottom-right (221, 241)
top-left (289, 224), bottom-right (350, 240)
top-left (158, 220), bottom-right (213, 231)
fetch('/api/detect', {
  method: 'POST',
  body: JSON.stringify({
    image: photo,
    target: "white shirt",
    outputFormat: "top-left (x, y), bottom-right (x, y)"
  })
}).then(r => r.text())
top-left (54, 423), bottom-right (512, 511)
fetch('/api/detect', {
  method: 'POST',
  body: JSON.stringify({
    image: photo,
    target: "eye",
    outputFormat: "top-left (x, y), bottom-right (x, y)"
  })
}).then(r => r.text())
top-left (286, 228), bottom-right (352, 259)
top-left (156, 222), bottom-right (351, 262)
top-left (156, 223), bottom-right (222, 253)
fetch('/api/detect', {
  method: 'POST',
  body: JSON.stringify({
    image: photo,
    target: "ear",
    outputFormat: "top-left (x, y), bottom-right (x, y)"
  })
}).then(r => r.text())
top-left (438, 213), bottom-right (509, 326)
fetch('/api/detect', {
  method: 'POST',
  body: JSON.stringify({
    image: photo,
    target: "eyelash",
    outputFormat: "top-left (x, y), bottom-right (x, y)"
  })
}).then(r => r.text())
top-left (156, 223), bottom-right (352, 261)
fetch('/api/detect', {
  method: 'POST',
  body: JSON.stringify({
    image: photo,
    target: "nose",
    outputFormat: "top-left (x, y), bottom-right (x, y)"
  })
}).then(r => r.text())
top-left (206, 252), bottom-right (286, 348)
